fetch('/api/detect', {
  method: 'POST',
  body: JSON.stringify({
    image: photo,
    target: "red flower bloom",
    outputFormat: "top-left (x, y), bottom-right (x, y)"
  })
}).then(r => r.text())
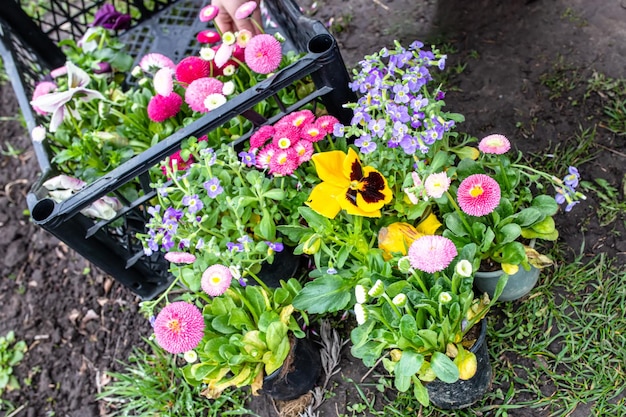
top-left (175, 56), bottom-right (211, 85)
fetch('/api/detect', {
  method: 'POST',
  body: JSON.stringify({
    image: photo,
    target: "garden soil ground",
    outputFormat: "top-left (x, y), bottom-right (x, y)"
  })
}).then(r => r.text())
top-left (1, 0), bottom-right (625, 416)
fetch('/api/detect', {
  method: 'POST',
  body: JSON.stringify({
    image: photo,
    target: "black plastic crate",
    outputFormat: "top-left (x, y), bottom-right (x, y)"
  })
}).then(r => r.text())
top-left (0, 0), bottom-right (356, 299)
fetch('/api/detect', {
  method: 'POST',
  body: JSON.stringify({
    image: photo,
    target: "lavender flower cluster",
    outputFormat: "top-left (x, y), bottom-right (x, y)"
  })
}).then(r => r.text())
top-left (336, 41), bottom-right (455, 156)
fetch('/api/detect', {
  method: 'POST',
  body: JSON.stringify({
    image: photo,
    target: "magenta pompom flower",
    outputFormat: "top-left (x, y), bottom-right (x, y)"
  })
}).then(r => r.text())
top-left (175, 56), bottom-right (211, 85)
top-left (279, 109), bottom-right (315, 129)
top-left (164, 251), bottom-right (196, 264)
top-left (185, 77), bottom-right (224, 113)
top-left (235, 1), bottom-right (258, 19)
top-left (301, 123), bottom-right (324, 142)
top-left (316, 115), bottom-right (340, 135)
top-left (294, 140), bottom-right (314, 163)
top-left (457, 174), bottom-right (501, 216)
top-left (272, 124), bottom-right (300, 149)
top-left (153, 301), bottom-right (205, 354)
top-left (478, 134), bottom-right (511, 155)
top-left (408, 235), bottom-right (458, 273)
top-left (147, 93), bottom-right (183, 122)
top-left (201, 264), bottom-right (233, 296)
top-left (197, 30), bottom-right (221, 44)
top-left (256, 145), bottom-right (277, 169)
top-left (269, 148), bottom-right (299, 176)
top-left (424, 172), bottom-right (451, 199)
top-left (244, 34), bottom-right (282, 74)
top-left (250, 125), bottom-right (275, 149)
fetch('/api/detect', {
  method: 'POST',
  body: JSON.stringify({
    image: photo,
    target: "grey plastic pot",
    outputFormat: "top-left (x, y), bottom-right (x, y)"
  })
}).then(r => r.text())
top-left (426, 319), bottom-right (492, 409)
top-left (474, 264), bottom-right (540, 302)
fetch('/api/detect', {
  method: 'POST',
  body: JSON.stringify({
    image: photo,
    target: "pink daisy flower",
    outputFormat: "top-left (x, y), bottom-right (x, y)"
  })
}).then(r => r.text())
top-left (147, 93), bottom-right (183, 122)
top-left (164, 251), bottom-right (196, 264)
top-left (408, 235), bottom-right (458, 273)
top-left (197, 30), bottom-right (221, 44)
top-left (250, 125), bottom-right (275, 149)
top-left (256, 144), bottom-right (277, 169)
top-left (50, 65), bottom-right (68, 78)
top-left (175, 56), bottom-right (211, 85)
top-left (236, 29), bottom-right (253, 48)
top-left (214, 43), bottom-right (235, 68)
top-left (244, 34), bottom-right (282, 74)
top-left (31, 81), bottom-right (57, 115)
top-left (232, 44), bottom-right (246, 62)
top-left (316, 115), bottom-right (340, 135)
top-left (478, 134), bottom-right (511, 155)
top-left (457, 174), bottom-right (501, 216)
top-left (139, 53), bottom-right (175, 72)
top-left (301, 123), bottom-right (324, 142)
top-left (269, 148), bottom-right (299, 176)
top-left (279, 109), bottom-right (315, 129)
top-left (153, 301), bottom-right (205, 354)
top-left (161, 150), bottom-right (194, 176)
top-left (198, 5), bottom-right (219, 22)
top-left (424, 172), bottom-right (451, 199)
top-left (235, 1), bottom-right (258, 19)
top-left (185, 77), bottom-right (224, 113)
top-left (201, 264), bottom-right (232, 297)
top-left (294, 140), bottom-right (314, 163)
top-left (272, 124), bottom-right (300, 149)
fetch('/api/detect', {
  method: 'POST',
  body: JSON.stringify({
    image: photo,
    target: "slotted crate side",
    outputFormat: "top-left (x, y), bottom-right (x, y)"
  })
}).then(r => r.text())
top-left (3, 0), bottom-right (356, 299)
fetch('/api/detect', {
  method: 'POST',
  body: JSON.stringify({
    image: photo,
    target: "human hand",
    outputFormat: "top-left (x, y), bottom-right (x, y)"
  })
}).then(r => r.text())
top-left (211, 0), bottom-right (262, 36)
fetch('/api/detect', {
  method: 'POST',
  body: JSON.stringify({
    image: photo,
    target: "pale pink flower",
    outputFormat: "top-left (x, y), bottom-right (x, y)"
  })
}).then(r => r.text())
top-left (244, 34), bottom-right (282, 74)
top-left (185, 77), bottom-right (224, 112)
top-left (31, 81), bottom-right (57, 115)
top-left (80, 196), bottom-right (122, 220)
top-left (50, 66), bottom-right (67, 78)
top-left (198, 5), bottom-right (219, 22)
top-left (214, 43), bottom-right (235, 68)
top-left (256, 144), bottom-right (277, 169)
top-left (139, 53), bottom-right (175, 72)
top-left (424, 172), bottom-right (451, 199)
top-left (164, 251), bottom-right (197, 264)
top-left (153, 301), bottom-right (205, 354)
top-left (408, 235), bottom-right (458, 273)
top-left (236, 29), bottom-right (253, 48)
top-left (42, 174), bottom-right (86, 192)
top-left (478, 134), bottom-right (511, 155)
top-left (201, 264), bottom-right (232, 296)
top-left (457, 174), bottom-right (501, 216)
top-left (31, 125), bottom-right (47, 143)
top-left (235, 1), bottom-right (258, 19)
top-left (153, 67), bottom-right (174, 96)
top-left (294, 140), bottom-right (314, 163)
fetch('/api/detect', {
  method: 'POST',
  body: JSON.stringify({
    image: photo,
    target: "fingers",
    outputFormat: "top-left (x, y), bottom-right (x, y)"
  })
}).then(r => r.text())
top-left (211, 0), bottom-right (262, 36)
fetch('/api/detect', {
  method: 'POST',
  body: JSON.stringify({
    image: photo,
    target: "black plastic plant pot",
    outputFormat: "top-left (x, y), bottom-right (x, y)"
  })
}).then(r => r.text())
top-left (261, 336), bottom-right (321, 401)
top-left (255, 246), bottom-right (303, 288)
top-left (426, 319), bottom-right (492, 409)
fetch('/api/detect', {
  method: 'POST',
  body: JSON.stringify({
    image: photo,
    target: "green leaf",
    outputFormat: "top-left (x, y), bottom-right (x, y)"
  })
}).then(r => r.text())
top-left (395, 350), bottom-right (424, 377)
top-left (430, 351), bottom-right (459, 383)
top-left (531, 194), bottom-right (559, 216)
top-left (515, 207), bottom-right (544, 227)
top-left (444, 212), bottom-right (468, 237)
top-left (265, 321), bottom-right (289, 352)
top-left (497, 223), bottom-right (522, 244)
top-left (413, 379), bottom-right (430, 407)
top-left (394, 374), bottom-right (412, 392)
top-left (298, 206), bottom-right (332, 232)
top-left (292, 276), bottom-right (353, 314)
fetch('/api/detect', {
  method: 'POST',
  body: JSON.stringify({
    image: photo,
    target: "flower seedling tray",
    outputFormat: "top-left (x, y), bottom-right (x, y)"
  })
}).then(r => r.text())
top-left (0, 0), bottom-right (356, 299)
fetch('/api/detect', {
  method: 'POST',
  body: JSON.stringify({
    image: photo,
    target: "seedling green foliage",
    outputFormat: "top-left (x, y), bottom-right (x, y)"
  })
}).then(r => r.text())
top-left (0, 331), bottom-right (27, 409)
top-left (98, 338), bottom-right (253, 417)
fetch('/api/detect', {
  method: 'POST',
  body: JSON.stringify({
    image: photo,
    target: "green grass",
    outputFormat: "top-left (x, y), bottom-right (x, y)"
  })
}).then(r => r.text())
top-left (97, 338), bottom-right (253, 417)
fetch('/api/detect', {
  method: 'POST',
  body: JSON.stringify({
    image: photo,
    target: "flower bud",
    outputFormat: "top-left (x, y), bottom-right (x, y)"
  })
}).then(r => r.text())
top-left (392, 293), bottom-right (407, 307)
top-left (131, 65), bottom-right (142, 78)
top-left (302, 234), bottom-right (322, 255)
top-left (397, 256), bottom-right (413, 273)
top-left (389, 349), bottom-right (402, 362)
top-left (355, 285), bottom-right (368, 304)
top-left (31, 125), bottom-right (46, 143)
top-left (354, 303), bottom-right (368, 325)
top-left (183, 350), bottom-right (198, 363)
top-left (367, 279), bottom-right (385, 298)
top-left (438, 292), bottom-right (452, 304)
top-left (455, 259), bottom-right (472, 277)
